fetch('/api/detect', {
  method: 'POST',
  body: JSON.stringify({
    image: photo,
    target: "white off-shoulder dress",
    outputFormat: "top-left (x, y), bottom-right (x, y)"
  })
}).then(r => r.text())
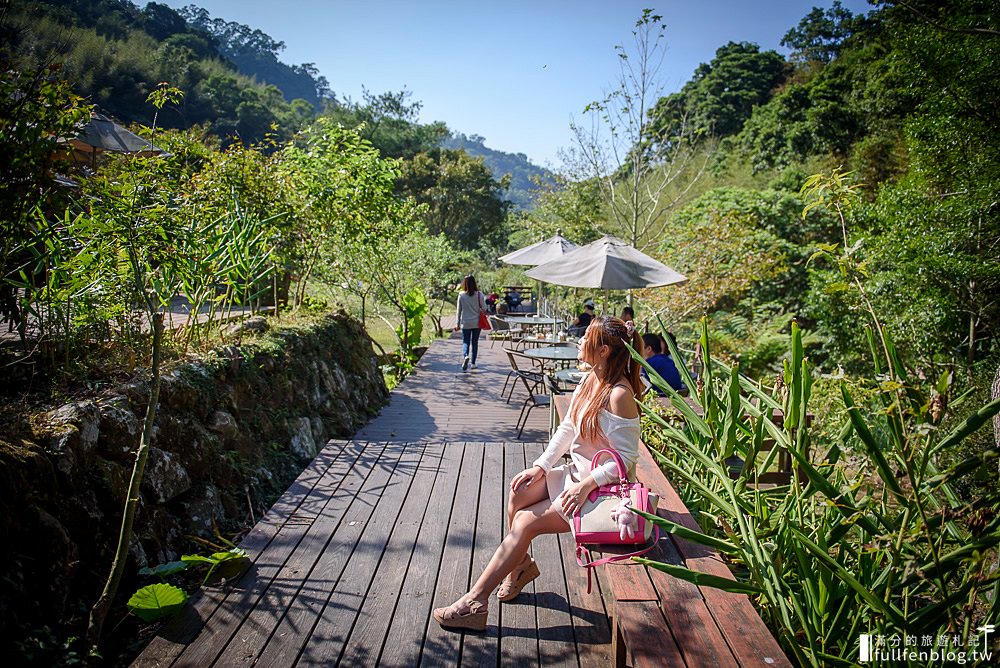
top-left (532, 385), bottom-right (641, 523)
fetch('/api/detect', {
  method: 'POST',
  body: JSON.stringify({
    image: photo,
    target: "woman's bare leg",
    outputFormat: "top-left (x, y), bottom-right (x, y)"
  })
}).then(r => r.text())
top-left (465, 500), bottom-right (570, 606)
top-left (501, 471), bottom-right (551, 581)
top-left (507, 472), bottom-right (549, 528)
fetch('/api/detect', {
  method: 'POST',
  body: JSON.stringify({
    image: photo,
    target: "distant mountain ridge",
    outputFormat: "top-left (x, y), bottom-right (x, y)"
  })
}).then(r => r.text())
top-left (442, 133), bottom-right (555, 211)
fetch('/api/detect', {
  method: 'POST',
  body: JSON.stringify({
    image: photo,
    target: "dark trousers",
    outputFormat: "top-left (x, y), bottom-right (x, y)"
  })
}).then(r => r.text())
top-left (461, 328), bottom-right (480, 363)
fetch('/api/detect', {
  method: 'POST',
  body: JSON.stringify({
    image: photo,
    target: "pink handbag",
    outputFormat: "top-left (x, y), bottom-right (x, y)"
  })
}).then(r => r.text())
top-left (573, 449), bottom-right (660, 591)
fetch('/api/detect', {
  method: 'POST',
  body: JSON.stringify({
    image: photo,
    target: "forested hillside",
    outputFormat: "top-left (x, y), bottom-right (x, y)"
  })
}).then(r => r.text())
top-left (522, 0), bottom-right (998, 385)
top-left (442, 132), bottom-right (555, 210)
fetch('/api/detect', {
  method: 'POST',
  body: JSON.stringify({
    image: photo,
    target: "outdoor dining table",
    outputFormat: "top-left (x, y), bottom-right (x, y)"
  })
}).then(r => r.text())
top-left (521, 345), bottom-right (580, 370)
top-left (554, 368), bottom-right (588, 384)
top-left (502, 315), bottom-right (566, 341)
top-left (503, 316), bottom-right (564, 326)
top-left (519, 335), bottom-right (573, 347)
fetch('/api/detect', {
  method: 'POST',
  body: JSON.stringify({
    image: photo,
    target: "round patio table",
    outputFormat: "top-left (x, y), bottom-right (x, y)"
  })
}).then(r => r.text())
top-left (503, 316), bottom-right (564, 326)
top-left (554, 368), bottom-right (589, 385)
top-left (502, 315), bottom-right (566, 340)
top-left (521, 346), bottom-right (580, 363)
top-left (519, 335), bottom-right (573, 346)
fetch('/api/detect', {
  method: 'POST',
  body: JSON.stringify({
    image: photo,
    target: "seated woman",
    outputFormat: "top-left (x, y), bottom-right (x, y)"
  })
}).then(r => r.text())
top-left (433, 317), bottom-right (643, 630)
top-left (640, 333), bottom-right (686, 395)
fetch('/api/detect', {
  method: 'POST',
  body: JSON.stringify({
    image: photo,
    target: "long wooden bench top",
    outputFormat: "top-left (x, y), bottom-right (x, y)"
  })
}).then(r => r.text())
top-left (553, 394), bottom-right (791, 667)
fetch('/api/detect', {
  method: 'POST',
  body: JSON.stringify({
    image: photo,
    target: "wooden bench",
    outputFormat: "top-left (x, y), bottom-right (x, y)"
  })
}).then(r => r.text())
top-left (553, 395), bottom-right (792, 667)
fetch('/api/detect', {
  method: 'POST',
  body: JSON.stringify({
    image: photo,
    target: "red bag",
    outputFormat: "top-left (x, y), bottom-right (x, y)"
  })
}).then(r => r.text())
top-left (478, 293), bottom-right (491, 330)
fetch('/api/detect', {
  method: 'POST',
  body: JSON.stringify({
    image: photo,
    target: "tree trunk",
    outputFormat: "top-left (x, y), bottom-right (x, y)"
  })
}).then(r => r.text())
top-left (87, 313), bottom-right (164, 653)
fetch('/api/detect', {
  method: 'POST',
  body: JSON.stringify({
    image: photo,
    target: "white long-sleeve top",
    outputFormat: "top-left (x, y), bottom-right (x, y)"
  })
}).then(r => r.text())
top-left (532, 386), bottom-right (641, 486)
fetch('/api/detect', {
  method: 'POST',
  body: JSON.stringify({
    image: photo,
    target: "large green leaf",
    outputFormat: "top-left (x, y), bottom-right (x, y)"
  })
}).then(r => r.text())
top-left (138, 560), bottom-right (189, 578)
top-left (633, 558), bottom-right (764, 594)
top-left (633, 509), bottom-right (739, 554)
top-left (127, 583), bottom-right (189, 622)
top-left (720, 364), bottom-right (742, 459)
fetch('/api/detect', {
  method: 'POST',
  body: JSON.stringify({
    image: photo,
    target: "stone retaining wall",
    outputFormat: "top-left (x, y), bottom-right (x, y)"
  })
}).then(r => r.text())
top-left (0, 311), bottom-right (388, 642)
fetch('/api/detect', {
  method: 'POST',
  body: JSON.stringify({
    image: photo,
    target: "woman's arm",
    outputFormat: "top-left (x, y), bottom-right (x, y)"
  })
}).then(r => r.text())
top-left (531, 414), bottom-right (575, 472)
top-left (454, 294), bottom-right (464, 331)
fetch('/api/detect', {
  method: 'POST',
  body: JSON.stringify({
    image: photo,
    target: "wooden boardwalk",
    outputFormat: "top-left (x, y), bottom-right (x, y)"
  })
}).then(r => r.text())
top-left (354, 328), bottom-right (551, 443)
top-left (134, 331), bottom-right (787, 666)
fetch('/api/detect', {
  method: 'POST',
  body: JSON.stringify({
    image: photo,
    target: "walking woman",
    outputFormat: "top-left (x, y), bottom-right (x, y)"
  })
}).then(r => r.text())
top-left (433, 316), bottom-right (643, 630)
top-left (454, 274), bottom-right (486, 371)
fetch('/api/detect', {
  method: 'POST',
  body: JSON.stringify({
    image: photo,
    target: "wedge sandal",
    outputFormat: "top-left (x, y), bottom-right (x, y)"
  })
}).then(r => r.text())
top-left (433, 598), bottom-right (487, 632)
top-left (496, 558), bottom-right (540, 602)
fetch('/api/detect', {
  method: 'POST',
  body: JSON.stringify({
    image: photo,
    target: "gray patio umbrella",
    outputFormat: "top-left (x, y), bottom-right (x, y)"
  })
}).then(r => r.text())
top-left (498, 232), bottom-right (578, 266)
top-left (69, 112), bottom-right (166, 168)
top-left (525, 235), bottom-right (686, 290)
top-left (498, 232), bottom-right (578, 314)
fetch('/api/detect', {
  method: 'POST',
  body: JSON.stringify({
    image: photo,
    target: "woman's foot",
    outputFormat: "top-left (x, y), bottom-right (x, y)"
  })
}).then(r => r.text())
top-left (496, 555), bottom-right (540, 602)
top-left (432, 595), bottom-right (487, 631)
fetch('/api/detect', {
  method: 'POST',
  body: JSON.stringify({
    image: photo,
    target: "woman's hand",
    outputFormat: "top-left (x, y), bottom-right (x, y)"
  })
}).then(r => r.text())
top-left (510, 465), bottom-right (544, 491)
top-left (558, 477), bottom-right (598, 517)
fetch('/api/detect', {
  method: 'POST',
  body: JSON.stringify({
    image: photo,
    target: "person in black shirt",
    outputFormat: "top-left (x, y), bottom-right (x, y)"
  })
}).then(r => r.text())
top-left (567, 300), bottom-right (596, 336)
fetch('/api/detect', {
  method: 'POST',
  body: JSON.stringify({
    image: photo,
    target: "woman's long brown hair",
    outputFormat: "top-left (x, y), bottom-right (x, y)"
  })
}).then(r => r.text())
top-left (569, 316), bottom-right (643, 442)
top-left (461, 275), bottom-right (478, 295)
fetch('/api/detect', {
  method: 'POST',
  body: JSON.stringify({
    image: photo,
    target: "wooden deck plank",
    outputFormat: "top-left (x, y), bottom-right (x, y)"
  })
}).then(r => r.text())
top-left (132, 441), bottom-right (350, 667)
top-left (556, 527), bottom-right (614, 668)
top-left (188, 441), bottom-right (391, 667)
top-left (419, 443), bottom-right (483, 668)
top-left (256, 443), bottom-right (422, 665)
top-left (250, 442), bottom-right (434, 668)
top-left (204, 442), bottom-right (388, 666)
top-left (649, 535), bottom-right (739, 668)
top-left (616, 600), bottom-right (686, 668)
top-left (498, 442), bottom-right (538, 666)
top-left (296, 444), bottom-right (427, 666)
top-left (170, 442), bottom-right (375, 668)
top-left (376, 443), bottom-right (464, 668)
top-left (523, 443), bottom-right (578, 668)
top-left (334, 444), bottom-right (445, 666)
top-left (461, 442), bottom-right (505, 665)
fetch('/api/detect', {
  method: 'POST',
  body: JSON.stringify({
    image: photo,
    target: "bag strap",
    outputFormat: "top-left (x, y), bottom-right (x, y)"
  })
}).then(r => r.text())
top-left (590, 448), bottom-right (628, 484)
top-left (575, 526), bottom-right (660, 594)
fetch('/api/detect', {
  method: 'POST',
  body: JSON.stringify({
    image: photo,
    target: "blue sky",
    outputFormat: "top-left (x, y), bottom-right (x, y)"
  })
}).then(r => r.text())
top-left (160, 0), bottom-right (873, 168)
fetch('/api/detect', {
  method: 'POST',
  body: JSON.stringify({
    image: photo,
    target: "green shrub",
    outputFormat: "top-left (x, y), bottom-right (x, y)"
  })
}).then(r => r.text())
top-left (635, 320), bottom-right (1000, 666)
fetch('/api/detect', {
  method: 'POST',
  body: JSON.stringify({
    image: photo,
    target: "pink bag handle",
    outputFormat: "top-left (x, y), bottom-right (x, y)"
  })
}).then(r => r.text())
top-left (575, 527), bottom-right (660, 594)
top-left (590, 448), bottom-right (628, 485)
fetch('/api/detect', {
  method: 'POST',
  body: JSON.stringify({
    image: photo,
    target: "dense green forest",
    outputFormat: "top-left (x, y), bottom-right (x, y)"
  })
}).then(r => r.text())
top-left (2, 0), bottom-right (1000, 665)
